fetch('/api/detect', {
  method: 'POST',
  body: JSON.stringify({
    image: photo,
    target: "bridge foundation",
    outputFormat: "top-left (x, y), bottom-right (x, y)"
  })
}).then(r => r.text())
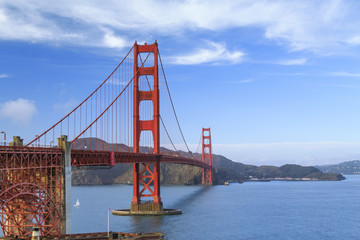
top-left (130, 201), bottom-right (163, 212)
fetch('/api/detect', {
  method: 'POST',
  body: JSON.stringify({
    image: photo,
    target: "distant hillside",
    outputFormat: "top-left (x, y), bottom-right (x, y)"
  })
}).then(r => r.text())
top-left (71, 138), bottom-right (345, 185)
top-left (210, 155), bottom-right (344, 183)
top-left (317, 160), bottom-right (360, 175)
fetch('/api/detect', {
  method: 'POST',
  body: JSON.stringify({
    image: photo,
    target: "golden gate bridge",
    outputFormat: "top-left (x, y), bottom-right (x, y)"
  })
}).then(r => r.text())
top-left (0, 41), bottom-right (213, 238)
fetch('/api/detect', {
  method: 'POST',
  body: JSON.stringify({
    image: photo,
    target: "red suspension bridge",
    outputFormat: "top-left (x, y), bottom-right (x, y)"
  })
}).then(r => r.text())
top-left (0, 41), bottom-right (213, 238)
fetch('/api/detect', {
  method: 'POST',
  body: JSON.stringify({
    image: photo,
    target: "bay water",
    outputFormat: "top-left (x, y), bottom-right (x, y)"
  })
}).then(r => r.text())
top-left (2, 175), bottom-right (360, 239)
top-left (71, 175), bottom-right (360, 239)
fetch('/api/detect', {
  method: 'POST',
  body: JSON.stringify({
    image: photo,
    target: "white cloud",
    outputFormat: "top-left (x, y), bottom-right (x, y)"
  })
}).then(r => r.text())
top-left (171, 41), bottom-right (244, 65)
top-left (0, 6), bottom-right (78, 43)
top-left (0, 74), bottom-right (9, 78)
top-left (102, 29), bottom-right (129, 49)
top-left (330, 72), bottom-right (360, 77)
top-left (0, 98), bottom-right (37, 127)
top-left (0, 0), bottom-right (358, 54)
top-left (278, 58), bottom-right (307, 66)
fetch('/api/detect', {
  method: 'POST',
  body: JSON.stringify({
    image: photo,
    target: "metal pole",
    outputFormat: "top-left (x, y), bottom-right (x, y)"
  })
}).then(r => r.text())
top-left (107, 208), bottom-right (110, 237)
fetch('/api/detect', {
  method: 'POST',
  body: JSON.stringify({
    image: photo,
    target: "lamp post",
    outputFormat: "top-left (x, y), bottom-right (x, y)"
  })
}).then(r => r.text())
top-left (0, 131), bottom-right (6, 146)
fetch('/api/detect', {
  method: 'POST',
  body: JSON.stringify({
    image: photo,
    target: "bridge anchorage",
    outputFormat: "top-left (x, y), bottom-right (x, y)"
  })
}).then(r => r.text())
top-left (0, 41), bottom-right (213, 238)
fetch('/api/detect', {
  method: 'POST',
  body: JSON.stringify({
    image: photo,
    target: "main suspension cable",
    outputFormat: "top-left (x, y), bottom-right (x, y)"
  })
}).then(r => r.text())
top-left (196, 134), bottom-right (202, 154)
top-left (71, 45), bottom-right (155, 143)
top-left (158, 50), bottom-right (193, 156)
top-left (26, 45), bottom-right (134, 146)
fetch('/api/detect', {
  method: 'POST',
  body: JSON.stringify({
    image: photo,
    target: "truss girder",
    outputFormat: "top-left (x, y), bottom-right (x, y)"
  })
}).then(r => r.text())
top-left (0, 146), bottom-right (63, 238)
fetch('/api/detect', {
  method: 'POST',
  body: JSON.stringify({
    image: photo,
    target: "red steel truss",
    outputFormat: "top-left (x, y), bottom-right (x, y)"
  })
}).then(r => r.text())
top-left (71, 149), bottom-right (210, 169)
top-left (132, 41), bottom-right (162, 209)
top-left (0, 146), bottom-right (63, 237)
top-left (202, 128), bottom-right (213, 185)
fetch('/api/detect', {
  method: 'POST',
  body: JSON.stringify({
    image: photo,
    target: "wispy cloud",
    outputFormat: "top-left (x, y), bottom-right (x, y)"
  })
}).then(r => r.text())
top-left (101, 28), bottom-right (129, 49)
top-left (0, 74), bottom-right (9, 78)
top-left (0, 98), bottom-right (37, 127)
top-left (278, 58), bottom-right (307, 66)
top-left (0, 0), bottom-right (358, 54)
top-left (171, 41), bottom-right (244, 65)
top-left (347, 35), bottom-right (360, 45)
top-left (330, 71), bottom-right (360, 77)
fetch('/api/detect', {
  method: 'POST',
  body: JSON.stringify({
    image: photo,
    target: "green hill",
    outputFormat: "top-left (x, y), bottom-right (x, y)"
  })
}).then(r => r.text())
top-left (317, 160), bottom-right (360, 175)
top-left (71, 138), bottom-right (345, 185)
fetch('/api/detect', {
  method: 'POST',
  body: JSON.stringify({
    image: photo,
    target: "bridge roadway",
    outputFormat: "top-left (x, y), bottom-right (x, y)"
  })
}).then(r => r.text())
top-left (0, 146), bottom-right (211, 170)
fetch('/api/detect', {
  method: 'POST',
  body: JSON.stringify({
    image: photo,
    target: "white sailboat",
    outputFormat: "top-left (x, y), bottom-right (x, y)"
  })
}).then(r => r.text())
top-left (74, 199), bottom-right (80, 207)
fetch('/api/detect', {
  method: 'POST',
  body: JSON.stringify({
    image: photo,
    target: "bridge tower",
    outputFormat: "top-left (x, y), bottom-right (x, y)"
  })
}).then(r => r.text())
top-left (202, 128), bottom-right (213, 185)
top-left (131, 41), bottom-right (163, 212)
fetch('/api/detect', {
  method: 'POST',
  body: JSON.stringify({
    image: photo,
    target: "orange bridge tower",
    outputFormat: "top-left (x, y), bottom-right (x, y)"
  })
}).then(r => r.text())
top-left (131, 41), bottom-right (162, 212)
top-left (202, 128), bottom-right (213, 185)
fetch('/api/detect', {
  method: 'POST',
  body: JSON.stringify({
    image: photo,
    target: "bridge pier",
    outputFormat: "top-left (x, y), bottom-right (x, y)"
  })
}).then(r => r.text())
top-left (57, 135), bottom-right (72, 234)
top-left (8, 136), bottom-right (23, 146)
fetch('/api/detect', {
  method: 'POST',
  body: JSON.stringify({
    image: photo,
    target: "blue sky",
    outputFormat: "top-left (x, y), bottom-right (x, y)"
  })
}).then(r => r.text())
top-left (1, 0), bottom-right (360, 166)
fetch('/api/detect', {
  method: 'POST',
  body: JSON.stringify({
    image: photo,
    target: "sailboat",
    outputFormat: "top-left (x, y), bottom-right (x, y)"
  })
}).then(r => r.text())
top-left (74, 199), bottom-right (80, 207)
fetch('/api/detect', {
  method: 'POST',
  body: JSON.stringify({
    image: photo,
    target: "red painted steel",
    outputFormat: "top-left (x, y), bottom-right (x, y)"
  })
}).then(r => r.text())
top-left (1, 42), bottom-right (213, 238)
top-left (132, 41), bottom-right (162, 205)
top-left (0, 146), bottom-right (63, 237)
top-left (71, 149), bottom-right (210, 168)
top-left (202, 128), bottom-right (213, 184)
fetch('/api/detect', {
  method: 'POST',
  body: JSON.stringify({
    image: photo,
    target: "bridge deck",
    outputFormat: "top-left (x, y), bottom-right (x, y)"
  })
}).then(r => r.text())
top-left (0, 146), bottom-right (211, 170)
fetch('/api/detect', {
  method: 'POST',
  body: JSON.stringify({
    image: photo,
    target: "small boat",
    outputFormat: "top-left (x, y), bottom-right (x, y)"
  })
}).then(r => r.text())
top-left (224, 181), bottom-right (229, 186)
top-left (74, 199), bottom-right (80, 207)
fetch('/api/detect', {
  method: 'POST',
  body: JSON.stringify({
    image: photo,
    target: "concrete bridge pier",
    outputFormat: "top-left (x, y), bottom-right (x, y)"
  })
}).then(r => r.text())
top-left (58, 135), bottom-right (72, 234)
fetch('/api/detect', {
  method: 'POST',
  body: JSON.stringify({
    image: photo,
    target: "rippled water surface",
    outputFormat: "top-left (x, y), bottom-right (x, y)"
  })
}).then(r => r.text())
top-left (2, 176), bottom-right (360, 239)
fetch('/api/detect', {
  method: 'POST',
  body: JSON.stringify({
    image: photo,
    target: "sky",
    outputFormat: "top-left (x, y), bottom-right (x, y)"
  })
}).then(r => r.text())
top-left (1, 0), bottom-right (360, 166)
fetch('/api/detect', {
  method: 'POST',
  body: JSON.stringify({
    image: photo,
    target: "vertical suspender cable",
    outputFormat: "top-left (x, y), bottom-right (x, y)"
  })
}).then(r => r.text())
top-left (158, 50), bottom-right (193, 156)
